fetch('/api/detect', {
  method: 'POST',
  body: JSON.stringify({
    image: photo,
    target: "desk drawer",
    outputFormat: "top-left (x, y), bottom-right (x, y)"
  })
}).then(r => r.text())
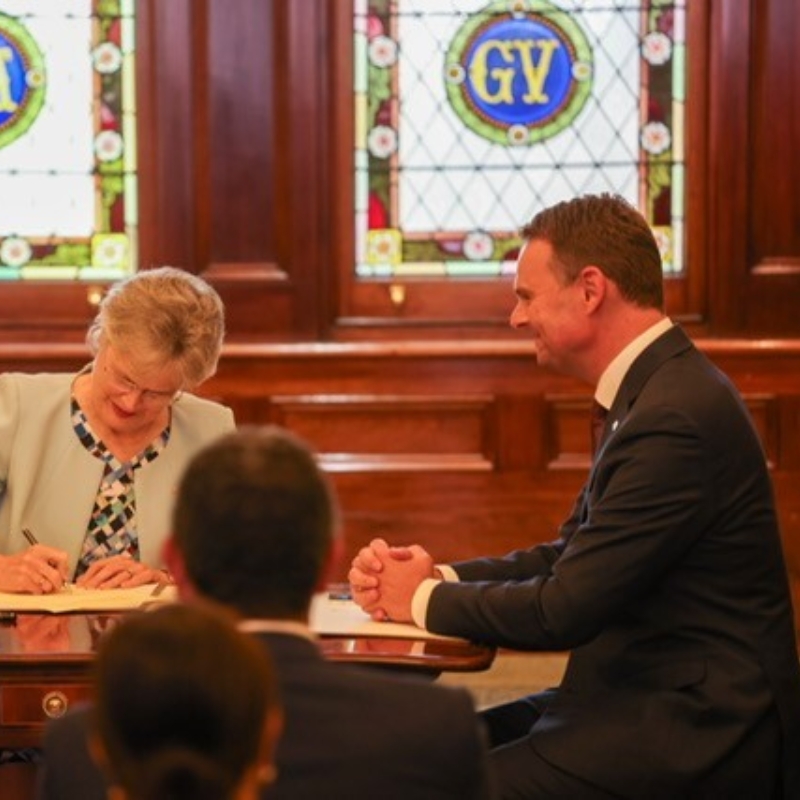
top-left (0, 684), bottom-right (92, 726)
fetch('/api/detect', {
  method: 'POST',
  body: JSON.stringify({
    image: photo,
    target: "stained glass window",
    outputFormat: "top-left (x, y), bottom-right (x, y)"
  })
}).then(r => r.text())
top-left (0, 0), bottom-right (136, 281)
top-left (354, 0), bottom-right (686, 279)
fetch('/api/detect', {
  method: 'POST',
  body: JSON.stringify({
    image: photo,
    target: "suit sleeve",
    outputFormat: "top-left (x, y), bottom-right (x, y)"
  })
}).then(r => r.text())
top-left (449, 485), bottom-right (586, 582)
top-left (427, 404), bottom-right (716, 649)
top-left (0, 374), bottom-right (20, 496)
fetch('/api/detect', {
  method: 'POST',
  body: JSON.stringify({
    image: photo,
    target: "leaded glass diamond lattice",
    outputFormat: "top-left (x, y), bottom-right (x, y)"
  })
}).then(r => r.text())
top-left (354, 0), bottom-right (686, 279)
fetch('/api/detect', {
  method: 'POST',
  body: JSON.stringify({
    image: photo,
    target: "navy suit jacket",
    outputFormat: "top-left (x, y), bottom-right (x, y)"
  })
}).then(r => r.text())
top-left (38, 631), bottom-right (494, 800)
top-left (426, 326), bottom-right (800, 799)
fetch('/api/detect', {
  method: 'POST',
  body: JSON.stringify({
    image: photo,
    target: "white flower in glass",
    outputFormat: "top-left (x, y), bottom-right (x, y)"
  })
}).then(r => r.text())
top-left (368, 125), bottom-right (398, 159)
top-left (368, 35), bottom-right (398, 68)
top-left (93, 236), bottom-right (128, 269)
top-left (0, 237), bottom-right (32, 268)
top-left (94, 130), bottom-right (125, 162)
top-left (463, 231), bottom-right (494, 261)
top-left (642, 31), bottom-right (672, 66)
top-left (93, 42), bottom-right (123, 74)
top-left (640, 121), bottom-right (671, 155)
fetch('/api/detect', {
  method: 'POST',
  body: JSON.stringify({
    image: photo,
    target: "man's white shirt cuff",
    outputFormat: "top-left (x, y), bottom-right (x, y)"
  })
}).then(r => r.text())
top-left (410, 565), bottom-right (459, 628)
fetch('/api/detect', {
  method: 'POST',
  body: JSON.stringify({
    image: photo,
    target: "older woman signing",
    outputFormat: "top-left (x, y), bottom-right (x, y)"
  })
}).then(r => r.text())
top-left (0, 267), bottom-right (235, 594)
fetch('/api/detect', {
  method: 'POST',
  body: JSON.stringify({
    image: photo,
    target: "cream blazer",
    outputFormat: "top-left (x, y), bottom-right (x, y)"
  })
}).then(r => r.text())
top-left (0, 371), bottom-right (235, 574)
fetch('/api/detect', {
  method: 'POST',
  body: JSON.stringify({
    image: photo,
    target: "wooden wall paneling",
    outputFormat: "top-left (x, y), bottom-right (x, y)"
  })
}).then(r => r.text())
top-left (137, 0), bottom-right (199, 276)
top-left (745, 0), bottom-right (800, 333)
top-left (328, 470), bottom-right (584, 576)
top-left (494, 394), bottom-right (545, 471)
top-left (706, 0), bottom-right (752, 334)
top-left (677, 0), bottom-right (711, 331)
top-left (544, 396), bottom-right (594, 471)
top-left (269, 394), bottom-right (496, 472)
top-left (0, 284), bottom-right (98, 343)
top-left (197, 0), bottom-right (296, 338)
top-left (741, 394), bottom-right (780, 469)
top-left (750, 0), bottom-right (800, 256)
top-left (204, 0), bottom-right (276, 270)
top-left (0, 344), bottom-right (86, 374)
top-left (328, 0), bottom-right (356, 333)
top-left (707, 0), bottom-right (800, 335)
top-left (284, 0), bottom-right (339, 340)
top-left (777, 394), bottom-right (800, 471)
top-left (210, 342), bottom-right (547, 398)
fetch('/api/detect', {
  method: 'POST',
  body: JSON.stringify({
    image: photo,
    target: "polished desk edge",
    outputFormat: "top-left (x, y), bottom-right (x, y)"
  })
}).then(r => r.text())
top-left (318, 635), bottom-right (496, 673)
top-left (0, 612), bottom-right (496, 672)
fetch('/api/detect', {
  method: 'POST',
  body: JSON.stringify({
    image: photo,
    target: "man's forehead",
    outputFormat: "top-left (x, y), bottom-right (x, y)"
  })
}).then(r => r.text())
top-left (515, 239), bottom-right (555, 284)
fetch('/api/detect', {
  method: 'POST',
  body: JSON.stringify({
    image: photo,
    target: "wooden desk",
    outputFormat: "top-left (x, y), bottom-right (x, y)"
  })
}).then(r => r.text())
top-left (0, 612), bottom-right (494, 748)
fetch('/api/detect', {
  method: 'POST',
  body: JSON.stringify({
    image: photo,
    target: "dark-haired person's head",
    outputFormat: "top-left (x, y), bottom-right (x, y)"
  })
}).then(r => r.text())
top-left (166, 425), bottom-right (341, 620)
top-left (520, 192), bottom-right (665, 310)
top-left (90, 603), bottom-right (282, 800)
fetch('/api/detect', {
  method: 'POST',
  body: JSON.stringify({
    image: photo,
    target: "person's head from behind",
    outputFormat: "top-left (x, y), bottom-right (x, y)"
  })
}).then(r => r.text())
top-left (510, 193), bottom-right (666, 381)
top-left (87, 266), bottom-right (225, 399)
top-left (90, 603), bottom-right (282, 800)
top-left (166, 425), bottom-right (341, 619)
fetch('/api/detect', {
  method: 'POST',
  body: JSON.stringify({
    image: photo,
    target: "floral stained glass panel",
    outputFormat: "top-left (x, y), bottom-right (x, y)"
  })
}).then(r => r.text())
top-left (0, 0), bottom-right (136, 280)
top-left (354, 0), bottom-right (686, 279)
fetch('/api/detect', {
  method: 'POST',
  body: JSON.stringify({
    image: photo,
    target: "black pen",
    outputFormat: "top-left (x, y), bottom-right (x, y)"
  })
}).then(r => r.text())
top-left (21, 528), bottom-right (67, 589)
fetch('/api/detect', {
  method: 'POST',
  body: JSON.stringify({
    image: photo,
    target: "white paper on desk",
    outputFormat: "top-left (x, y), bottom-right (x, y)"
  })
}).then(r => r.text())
top-left (309, 593), bottom-right (460, 641)
top-left (0, 583), bottom-right (178, 614)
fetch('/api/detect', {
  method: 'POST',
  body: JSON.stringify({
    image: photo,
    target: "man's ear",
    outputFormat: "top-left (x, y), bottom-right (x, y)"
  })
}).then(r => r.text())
top-left (579, 265), bottom-right (607, 312)
top-left (161, 537), bottom-right (194, 599)
top-left (314, 536), bottom-right (346, 593)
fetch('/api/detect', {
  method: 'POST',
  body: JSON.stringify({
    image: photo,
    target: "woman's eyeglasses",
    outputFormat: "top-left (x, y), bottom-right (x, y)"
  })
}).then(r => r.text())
top-left (101, 351), bottom-right (183, 405)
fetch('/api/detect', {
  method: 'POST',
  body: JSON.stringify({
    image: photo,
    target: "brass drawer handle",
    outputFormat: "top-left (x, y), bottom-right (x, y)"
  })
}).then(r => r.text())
top-left (42, 690), bottom-right (69, 719)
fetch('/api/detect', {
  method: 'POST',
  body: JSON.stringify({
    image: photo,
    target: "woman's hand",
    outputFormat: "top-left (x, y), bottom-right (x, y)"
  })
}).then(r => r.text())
top-left (0, 547), bottom-right (69, 594)
top-left (76, 555), bottom-right (170, 590)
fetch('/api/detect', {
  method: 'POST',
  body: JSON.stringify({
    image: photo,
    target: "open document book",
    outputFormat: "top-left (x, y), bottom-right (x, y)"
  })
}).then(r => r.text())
top-left (0, 583), bottom-right (178, 614)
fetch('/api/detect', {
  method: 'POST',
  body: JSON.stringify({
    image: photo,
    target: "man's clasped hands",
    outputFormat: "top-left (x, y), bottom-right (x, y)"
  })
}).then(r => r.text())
top-left (349, 538), bottom-right (442, 624)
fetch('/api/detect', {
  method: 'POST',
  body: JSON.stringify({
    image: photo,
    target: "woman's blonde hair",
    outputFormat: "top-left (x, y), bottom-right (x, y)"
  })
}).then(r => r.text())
top-left (86, 267), bottom-right (225, 388)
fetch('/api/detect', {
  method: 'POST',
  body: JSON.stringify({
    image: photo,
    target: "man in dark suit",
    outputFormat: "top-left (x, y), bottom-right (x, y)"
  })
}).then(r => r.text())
top-left (350, 193), bottom-right (800, 799)
top-left (38, 426), bottom-right (494, 800)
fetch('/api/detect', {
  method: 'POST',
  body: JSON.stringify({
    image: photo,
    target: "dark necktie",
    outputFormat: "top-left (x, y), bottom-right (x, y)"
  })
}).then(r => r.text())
top-left (590, 400), bottom-right (608, 455)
